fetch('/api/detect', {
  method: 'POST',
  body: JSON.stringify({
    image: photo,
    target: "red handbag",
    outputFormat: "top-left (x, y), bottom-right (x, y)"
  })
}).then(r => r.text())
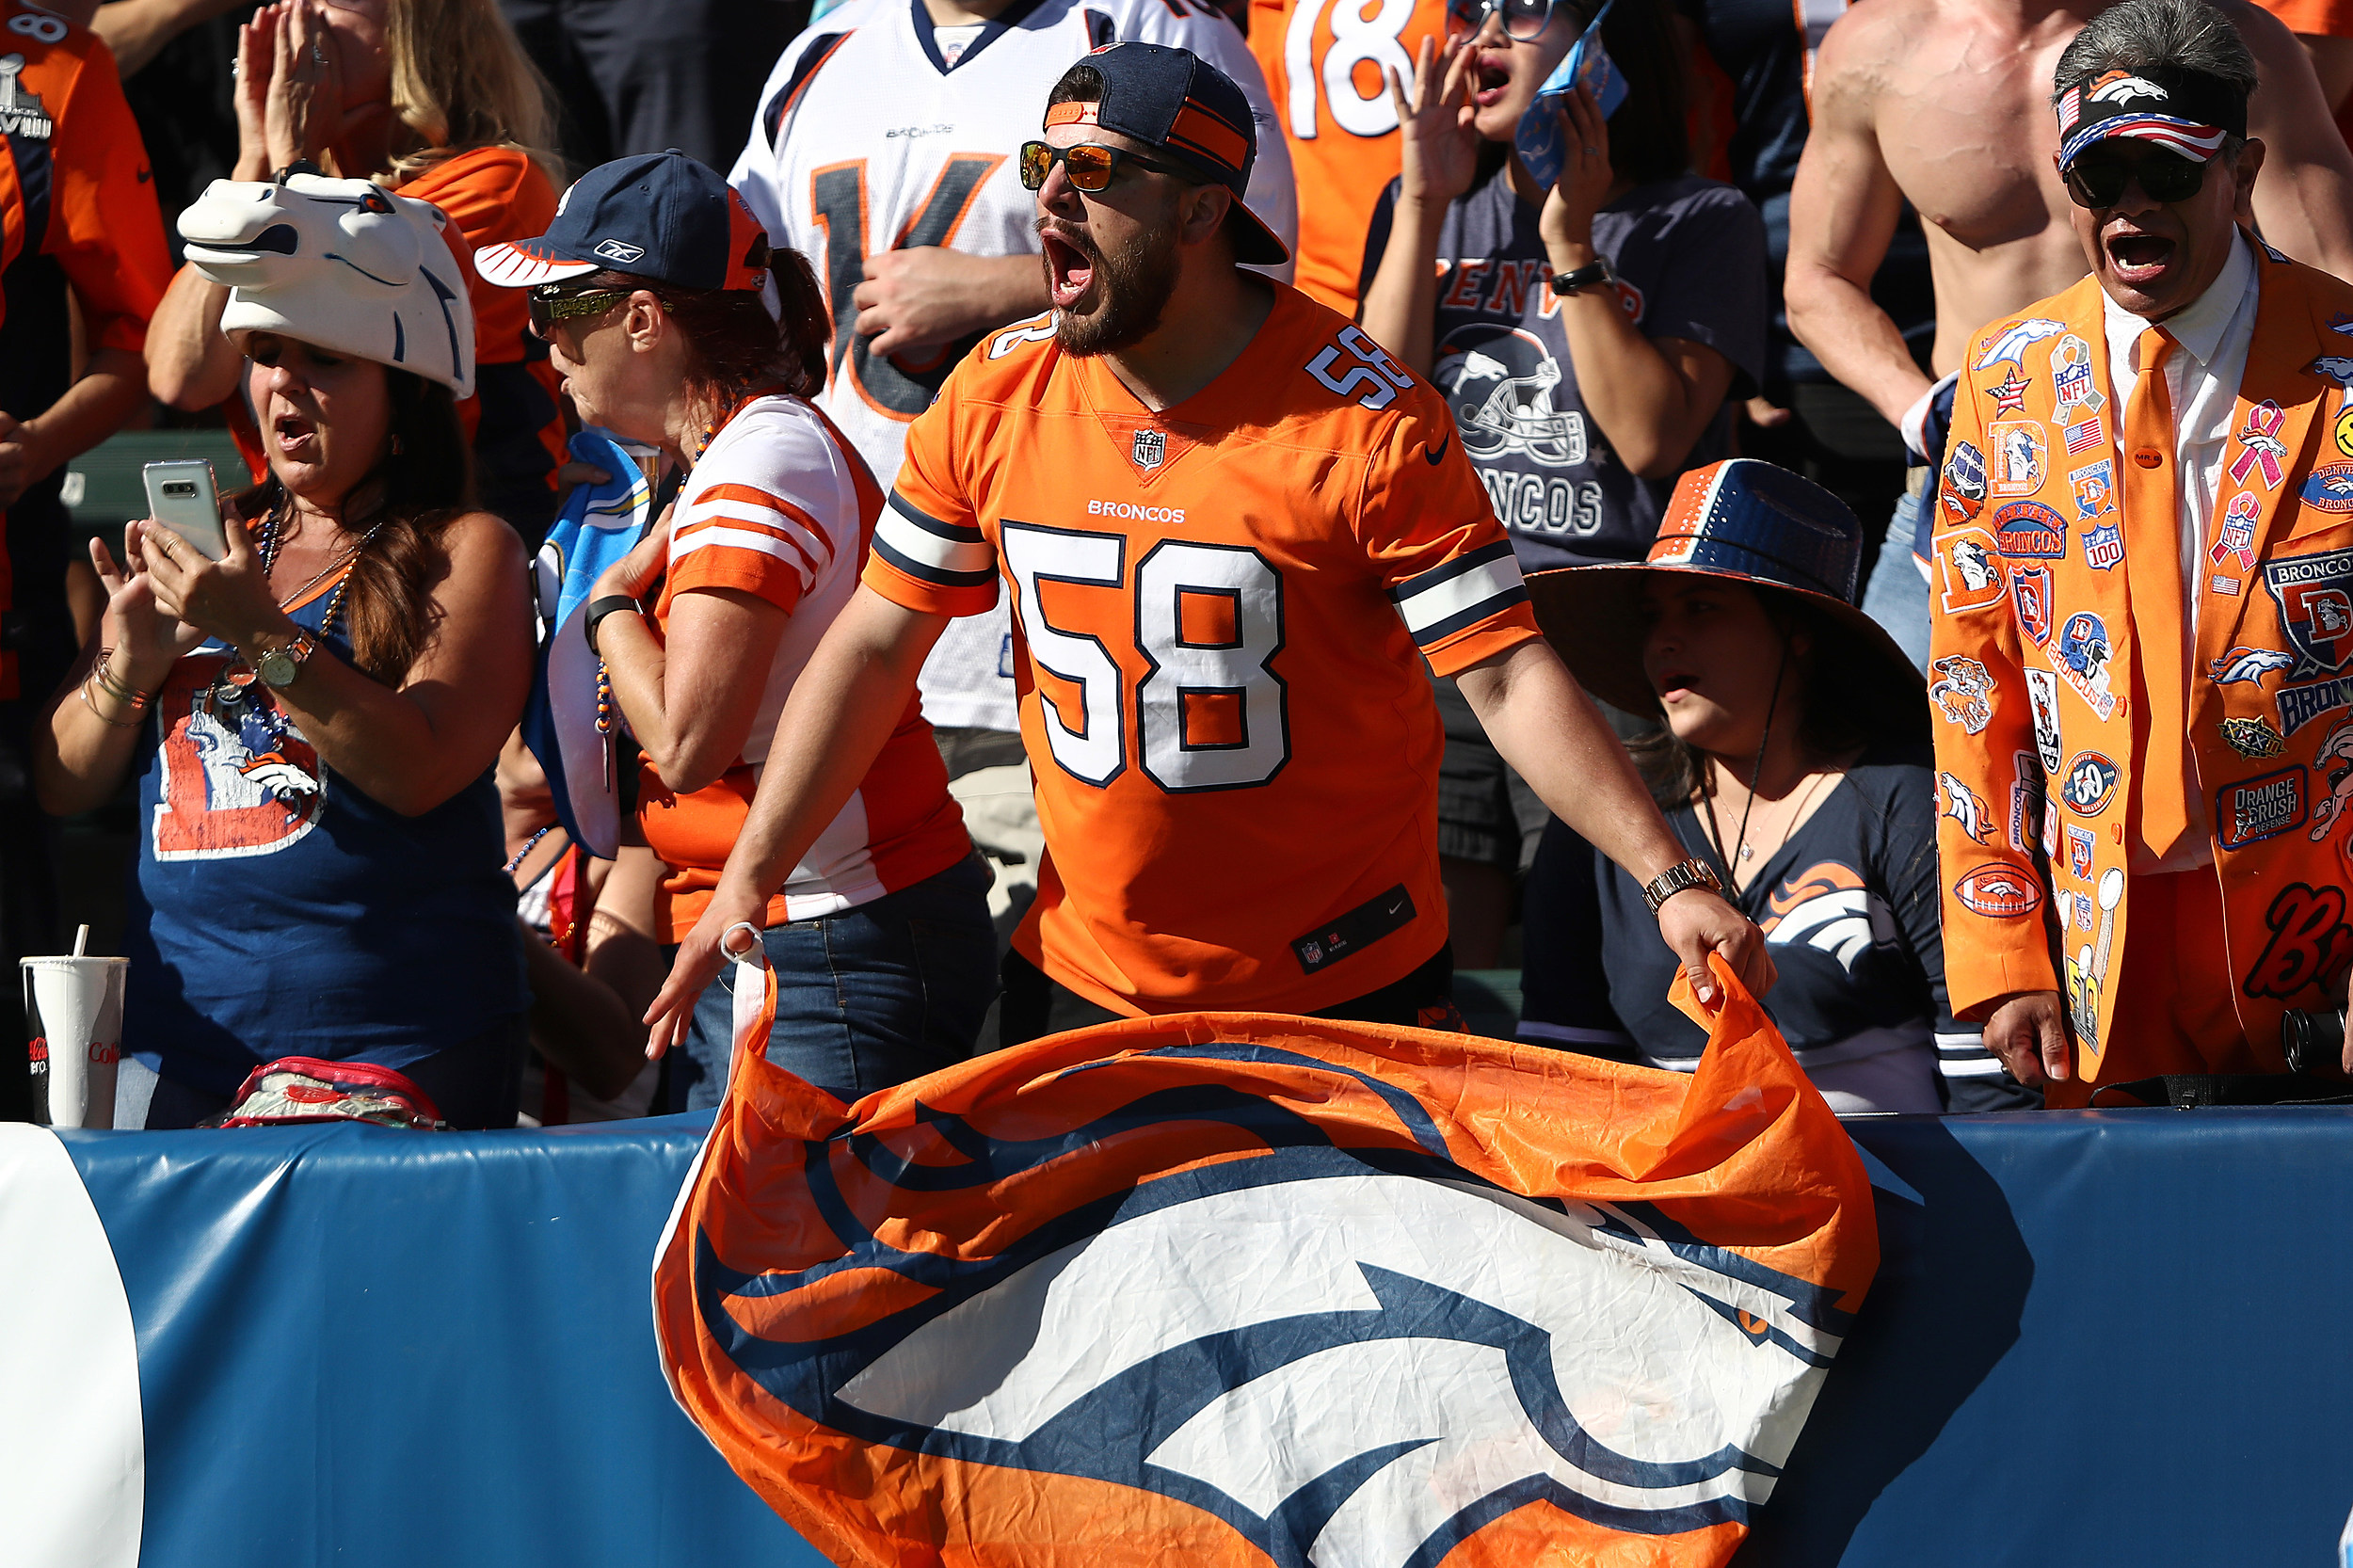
top-left (205, 1056), bottom-right (446, 1130)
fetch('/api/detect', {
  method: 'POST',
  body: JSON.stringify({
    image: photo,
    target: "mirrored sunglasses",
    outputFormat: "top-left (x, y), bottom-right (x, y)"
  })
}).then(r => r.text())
top-left (527, 284), bottom-right (633, 340)
top-left (1018, 140), bottom-right (1190, 193)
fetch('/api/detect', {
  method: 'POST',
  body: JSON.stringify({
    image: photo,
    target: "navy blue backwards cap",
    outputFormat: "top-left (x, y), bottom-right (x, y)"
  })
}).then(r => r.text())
top-left (475, 150), bottom-right (769, 293)
top-left (1526, 459), bottom-right (1927, 731)
top-left (1046, 42), bottom-right (1289, 265)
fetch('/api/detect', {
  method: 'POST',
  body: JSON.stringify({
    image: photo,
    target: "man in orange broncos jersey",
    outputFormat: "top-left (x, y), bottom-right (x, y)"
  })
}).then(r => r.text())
top-left (647, 42), bottom-right (1769, 1049)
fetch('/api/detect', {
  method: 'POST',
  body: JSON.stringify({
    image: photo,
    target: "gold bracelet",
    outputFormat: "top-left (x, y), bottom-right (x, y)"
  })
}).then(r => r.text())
top-left (77, 673), bottom-right (145, 728)
top-left (89, 648), bottom-right (154, 712)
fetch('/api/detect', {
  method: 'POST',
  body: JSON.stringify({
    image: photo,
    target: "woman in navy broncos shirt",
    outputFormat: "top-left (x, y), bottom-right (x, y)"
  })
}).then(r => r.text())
top-left (1353, 0), bottom-right (1768, 964)
top-left (1521, 460), bottom-right (2033, 1114)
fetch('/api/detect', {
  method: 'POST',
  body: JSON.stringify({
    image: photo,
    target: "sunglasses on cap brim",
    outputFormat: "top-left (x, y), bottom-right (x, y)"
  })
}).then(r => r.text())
top-left (2062, 147), bottom-right (2208, 208)
top-left (1018, 140), bottom-right (1195, 193)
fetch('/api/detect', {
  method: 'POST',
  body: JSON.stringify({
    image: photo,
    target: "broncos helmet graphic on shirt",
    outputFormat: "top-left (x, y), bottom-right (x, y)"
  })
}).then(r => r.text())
top-left (1435, 324), bottom-right (1589, 468)
top-left (658, 955), bottom-right (1878, 1568)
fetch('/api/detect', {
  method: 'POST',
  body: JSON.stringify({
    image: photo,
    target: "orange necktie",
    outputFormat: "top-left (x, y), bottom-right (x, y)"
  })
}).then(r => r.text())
top-left (2122, 325), bottom-right (2190, 861)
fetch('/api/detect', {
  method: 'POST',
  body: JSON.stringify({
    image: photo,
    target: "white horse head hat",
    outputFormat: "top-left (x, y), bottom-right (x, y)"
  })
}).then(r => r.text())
top-left (180, 170), bottom-right (476, 398)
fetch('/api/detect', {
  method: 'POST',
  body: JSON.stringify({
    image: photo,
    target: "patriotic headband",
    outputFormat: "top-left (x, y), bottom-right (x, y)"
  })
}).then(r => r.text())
top-left (2056, 66), bottom-right (2248, 169)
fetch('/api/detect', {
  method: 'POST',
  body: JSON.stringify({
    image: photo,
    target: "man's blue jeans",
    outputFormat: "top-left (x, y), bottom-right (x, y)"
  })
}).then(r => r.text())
top-left (665, 854), bottom-right (999, 1111)
top-left (1861, 471), bottom-right (1931, 673)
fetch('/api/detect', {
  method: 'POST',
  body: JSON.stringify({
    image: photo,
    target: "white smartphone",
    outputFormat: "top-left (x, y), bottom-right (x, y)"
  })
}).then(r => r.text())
top-left (141, 459), bottom-right (227, 560)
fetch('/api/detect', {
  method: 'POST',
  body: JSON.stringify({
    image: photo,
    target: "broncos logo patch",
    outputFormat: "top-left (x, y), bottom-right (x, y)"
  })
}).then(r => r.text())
top-left (658, 960), bottom-right (1877, 1567)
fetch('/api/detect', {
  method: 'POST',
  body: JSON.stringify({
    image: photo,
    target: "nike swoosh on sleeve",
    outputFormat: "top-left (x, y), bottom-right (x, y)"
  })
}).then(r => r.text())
top-left (1426, 432), bottom-right (1451, 465)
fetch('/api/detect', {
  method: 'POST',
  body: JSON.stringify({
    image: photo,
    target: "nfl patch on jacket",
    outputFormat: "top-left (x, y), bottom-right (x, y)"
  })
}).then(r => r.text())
top-left (655, 954), bottom-right (1879, 1568)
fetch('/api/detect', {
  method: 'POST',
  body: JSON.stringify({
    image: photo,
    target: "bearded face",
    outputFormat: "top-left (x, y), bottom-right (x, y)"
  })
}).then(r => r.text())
top-left (1039, 204), bottom-right (1185, 358)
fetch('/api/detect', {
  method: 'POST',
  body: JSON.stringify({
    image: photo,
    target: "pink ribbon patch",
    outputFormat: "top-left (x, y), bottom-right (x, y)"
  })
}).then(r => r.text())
top-left (2228, 401), bottom-right (2288, 489)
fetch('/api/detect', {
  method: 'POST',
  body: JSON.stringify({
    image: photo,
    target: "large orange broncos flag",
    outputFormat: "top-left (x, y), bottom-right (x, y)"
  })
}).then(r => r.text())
top-left (654, 954), bottom-right (1878, 1568)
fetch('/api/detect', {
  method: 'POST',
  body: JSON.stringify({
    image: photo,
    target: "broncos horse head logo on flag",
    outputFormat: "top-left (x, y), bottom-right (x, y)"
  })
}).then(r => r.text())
top-left (656, 954), bottom-right (1878, 1568)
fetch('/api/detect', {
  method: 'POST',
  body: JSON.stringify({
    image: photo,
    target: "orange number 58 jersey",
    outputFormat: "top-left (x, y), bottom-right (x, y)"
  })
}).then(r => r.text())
top-left (865, 284), bottom-right (1539, 1017)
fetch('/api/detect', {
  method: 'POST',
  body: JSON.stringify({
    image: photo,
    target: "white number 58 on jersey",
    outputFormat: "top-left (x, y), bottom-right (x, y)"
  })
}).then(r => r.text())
top-left (1307, 326), bottom-right (1416, 412)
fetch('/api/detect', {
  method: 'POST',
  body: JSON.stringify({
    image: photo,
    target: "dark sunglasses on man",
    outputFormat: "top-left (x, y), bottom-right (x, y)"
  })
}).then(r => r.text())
top-left (1018, 140), bottom-right (1195, 193)
top-left (2062, 148), bottom-right (2208, 210)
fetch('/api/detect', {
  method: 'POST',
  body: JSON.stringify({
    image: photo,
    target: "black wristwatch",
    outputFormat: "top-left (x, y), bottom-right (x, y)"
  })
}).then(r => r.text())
top-left (1551, 256), bottom-right (1619, 296)
top-left (584, 595), bottom-right (643, 657)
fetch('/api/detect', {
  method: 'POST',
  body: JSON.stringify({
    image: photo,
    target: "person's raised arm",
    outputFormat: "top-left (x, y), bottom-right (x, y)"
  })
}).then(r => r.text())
top-left (147, 266), bottom-right (246, 411)
top-left (1537, 85), bottom-right (1743, 478)
top-left (1784, 19), bottom-right (1932, 431)
top-left (1456, 636), bottom-right (1774, 1004)
top-left (137, 508), bottom-right (534, 815)
top-left (149, 7), bottom-right (281, 411)
top-left (1360, 35), bottom-right (1481, 376)
top-left (91, 0), bottom-right (248, 79)
top-left (2226, 0), bottom-right (2353, 280)
top-left (642, 584), bottom-right (952, 1055)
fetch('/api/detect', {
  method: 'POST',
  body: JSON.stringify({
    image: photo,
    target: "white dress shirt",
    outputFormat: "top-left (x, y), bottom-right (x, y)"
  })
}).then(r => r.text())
top-left (2101, 230), bottom-right (2260, 872)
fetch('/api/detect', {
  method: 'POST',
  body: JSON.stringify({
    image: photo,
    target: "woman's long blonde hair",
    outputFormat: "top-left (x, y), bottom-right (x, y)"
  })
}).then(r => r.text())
top-left (380, 0), bottom-right (559, 180)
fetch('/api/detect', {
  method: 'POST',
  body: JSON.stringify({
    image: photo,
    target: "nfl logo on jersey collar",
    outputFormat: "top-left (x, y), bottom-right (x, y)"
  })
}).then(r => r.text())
top-left (1132, 428), bottom-right (1165, 470)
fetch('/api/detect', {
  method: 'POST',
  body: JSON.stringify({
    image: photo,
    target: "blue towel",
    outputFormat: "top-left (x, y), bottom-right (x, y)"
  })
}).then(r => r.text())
top-left (524, 431), bottom-right (658, 858)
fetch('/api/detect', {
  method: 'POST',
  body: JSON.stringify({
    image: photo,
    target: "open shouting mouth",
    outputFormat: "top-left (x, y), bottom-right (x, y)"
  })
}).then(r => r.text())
top-left (1041, 224), bottom-right (1098, 312)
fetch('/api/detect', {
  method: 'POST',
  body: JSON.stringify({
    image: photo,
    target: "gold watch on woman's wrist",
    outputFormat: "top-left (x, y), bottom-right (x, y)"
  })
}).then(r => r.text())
top-left (251, 631), bottom-right (319, 691)
top-left (1641, 856), bottom-right (1724, 915)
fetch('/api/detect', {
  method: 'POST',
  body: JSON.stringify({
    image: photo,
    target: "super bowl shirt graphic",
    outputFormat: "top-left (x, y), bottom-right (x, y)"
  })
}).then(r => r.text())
top-left (657, 955), bottom-right (1877, 1567)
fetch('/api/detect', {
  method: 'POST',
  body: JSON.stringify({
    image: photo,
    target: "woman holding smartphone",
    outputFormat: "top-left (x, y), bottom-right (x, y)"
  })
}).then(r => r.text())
top-left (35, 174), bottom-right (535, 1130)
top-left (1357, 0), bottom-right (1769, 964)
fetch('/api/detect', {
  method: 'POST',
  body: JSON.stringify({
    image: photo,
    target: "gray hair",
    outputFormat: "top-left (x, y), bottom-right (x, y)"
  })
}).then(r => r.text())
top-left (2049, 0), bottom-right (2258, 111)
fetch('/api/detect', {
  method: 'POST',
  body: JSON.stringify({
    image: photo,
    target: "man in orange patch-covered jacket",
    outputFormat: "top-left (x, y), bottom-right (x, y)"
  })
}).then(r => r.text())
top-left (1929, 0), bottom-right (2353, 1105)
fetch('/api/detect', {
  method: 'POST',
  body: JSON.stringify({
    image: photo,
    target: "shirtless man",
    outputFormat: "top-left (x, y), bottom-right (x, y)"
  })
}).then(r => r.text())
top-left (1783, 0), bottom-right (2353, 661)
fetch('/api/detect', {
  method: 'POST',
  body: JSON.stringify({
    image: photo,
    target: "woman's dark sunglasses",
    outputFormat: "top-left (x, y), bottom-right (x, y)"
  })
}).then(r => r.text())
top-left (1446, 0), bottom-right (1565, 41)
top-left (527, 283), bottom-right (634, 340)
top-left (2063, 150), bottom-right (2206, 209)
top-left (1018, 140), bottom-right (1190, 193)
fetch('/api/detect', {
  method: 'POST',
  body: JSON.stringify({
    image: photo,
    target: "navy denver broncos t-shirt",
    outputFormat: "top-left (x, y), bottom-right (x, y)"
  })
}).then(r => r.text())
top-left (1362, 171), bottom-right (1768, 572)
top-left (1517, 754), bottom-right (2016, 1108)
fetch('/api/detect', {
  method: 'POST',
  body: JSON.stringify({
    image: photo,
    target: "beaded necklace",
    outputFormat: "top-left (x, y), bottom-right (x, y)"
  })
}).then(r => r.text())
top-left (259, 499), bottom-right (384, 641)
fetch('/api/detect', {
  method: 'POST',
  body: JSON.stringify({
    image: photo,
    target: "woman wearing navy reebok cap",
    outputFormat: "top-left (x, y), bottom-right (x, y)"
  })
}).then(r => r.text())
top-left (1518, 459), bottom-right (2033, 1113)
top-left (476, 152), bottom-right (994, 1112)
top-left (38, 172), bottom-right (536, 1129)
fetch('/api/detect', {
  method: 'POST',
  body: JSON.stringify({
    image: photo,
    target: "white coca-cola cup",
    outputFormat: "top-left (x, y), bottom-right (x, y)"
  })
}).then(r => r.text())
top-left (21, 955), bottom-right (128, 1128)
